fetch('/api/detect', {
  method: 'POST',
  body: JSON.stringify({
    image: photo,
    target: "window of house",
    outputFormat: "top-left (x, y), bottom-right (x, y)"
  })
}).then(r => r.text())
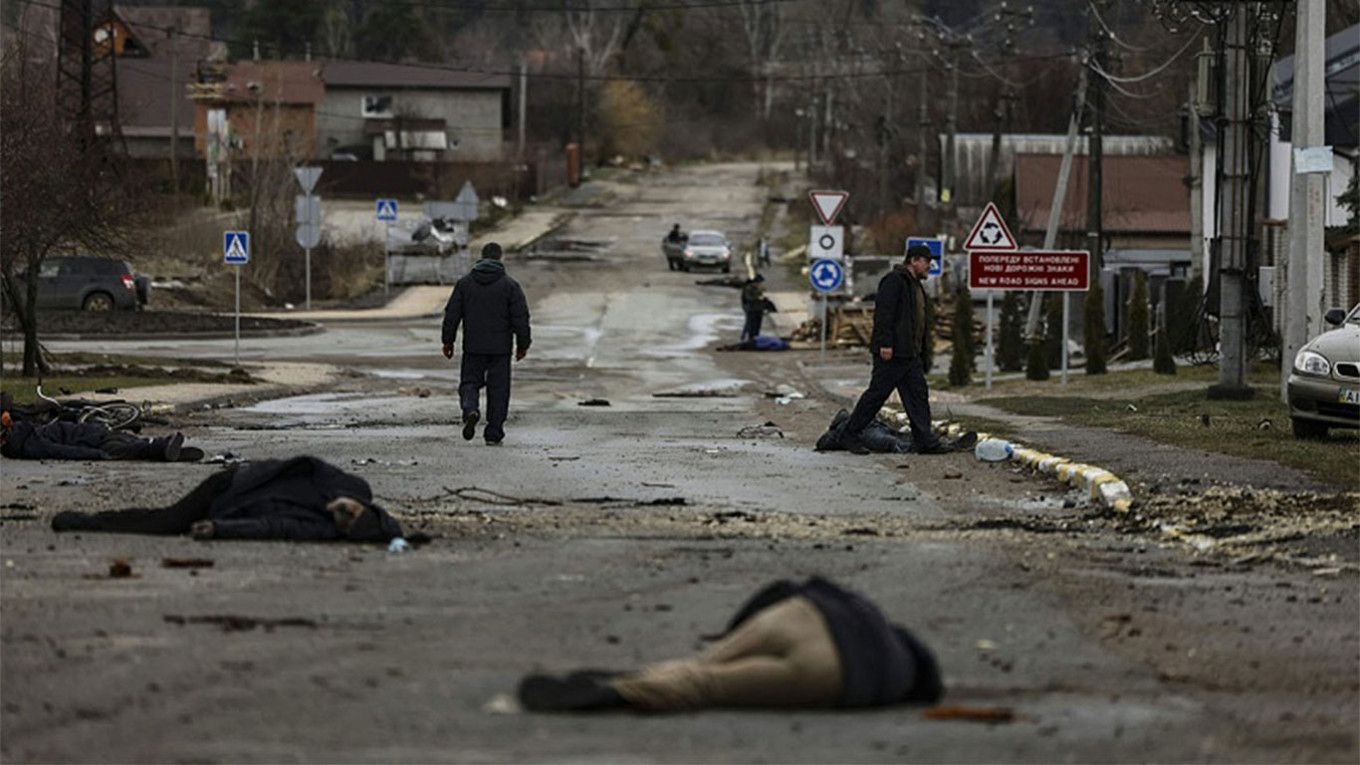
top-left (361, 95), bottom-right (393, 118)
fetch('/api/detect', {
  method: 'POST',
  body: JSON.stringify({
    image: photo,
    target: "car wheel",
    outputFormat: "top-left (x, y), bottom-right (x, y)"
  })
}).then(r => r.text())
top-left (667, 260), bottom-right (676, 271)
top-left (1290, 417), bottom-right (1328, 440)
top-left (679, 263), bottom-right (690, 272)
top-left (82, 292), bottom-right (114, 311)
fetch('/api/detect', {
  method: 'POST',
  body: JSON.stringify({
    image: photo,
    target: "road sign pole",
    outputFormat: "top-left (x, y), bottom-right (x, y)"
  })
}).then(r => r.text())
top-left (985, 293), bottom-right (994, 390)
top-left (234, 266), bottom-right (241, 367)
top-left (305, 248), bottom-right (312, 310)
top-left (1061, 293), bottom-right (1070, 386)
top-left (383, 222), bottom-right (390, 295)
top-left (820, 294), bottom-right (827, 361)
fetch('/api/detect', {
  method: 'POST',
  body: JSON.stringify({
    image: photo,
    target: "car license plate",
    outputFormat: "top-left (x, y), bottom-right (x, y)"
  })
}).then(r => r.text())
top-left (1339, 388), bottom-right (1360, 405)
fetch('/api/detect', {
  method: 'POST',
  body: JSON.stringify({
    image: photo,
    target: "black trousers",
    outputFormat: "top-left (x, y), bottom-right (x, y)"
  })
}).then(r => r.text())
top-left (58, 469), bottom-right (234, 534)
top-left (460, 352), bottom-right (512, 441)
top-left (100, 432), bottom-right (169, 460)
top-left (741, 310), bottom-right (764, 341)
top-left (844, 355), bottom-right (939, 449)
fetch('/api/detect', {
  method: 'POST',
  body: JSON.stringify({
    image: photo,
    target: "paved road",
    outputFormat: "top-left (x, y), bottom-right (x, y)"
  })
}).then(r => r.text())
top-left (3, 164), bottom-right (1356, 763)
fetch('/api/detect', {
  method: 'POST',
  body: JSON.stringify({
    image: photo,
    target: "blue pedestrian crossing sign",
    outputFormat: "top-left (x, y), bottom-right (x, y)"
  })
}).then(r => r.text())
top-left (375, 198), bottom-right (399, 221)
top-left (223, 231), bottom-right (250, 264)
top-left (907, 236), bottom-right (945, 277)
top-left (810, 258), bottom-right (844, 292)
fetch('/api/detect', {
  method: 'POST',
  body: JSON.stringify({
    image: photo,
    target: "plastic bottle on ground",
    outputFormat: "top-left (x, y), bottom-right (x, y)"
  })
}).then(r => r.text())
top-left (975, 439), bottom-right (1014, 462)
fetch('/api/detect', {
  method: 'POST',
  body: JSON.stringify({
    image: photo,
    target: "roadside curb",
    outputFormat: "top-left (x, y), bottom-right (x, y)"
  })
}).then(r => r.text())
top-left (930, 417), bottom-right (1134, 512)
top-left (37, 322), bottom-right (324, 342)
top-left (874, 405), bottom-right (1135, 513)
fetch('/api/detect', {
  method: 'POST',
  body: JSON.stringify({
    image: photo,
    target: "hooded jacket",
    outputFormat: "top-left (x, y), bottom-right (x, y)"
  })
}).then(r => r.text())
top-left (724, 577), bottom-right (943, 707)
top-left (1, 420), bottom-right (110, 461)
top-left (206, 456), bottom-right (403, 542)
top-left (870, 266), bottom-right (930, 360)
top-left (442, 259), bottom-right (532, 356)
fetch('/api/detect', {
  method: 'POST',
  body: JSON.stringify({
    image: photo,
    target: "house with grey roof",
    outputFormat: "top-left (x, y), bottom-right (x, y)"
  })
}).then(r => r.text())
top-left (317, 61), bottom-right (512, 161)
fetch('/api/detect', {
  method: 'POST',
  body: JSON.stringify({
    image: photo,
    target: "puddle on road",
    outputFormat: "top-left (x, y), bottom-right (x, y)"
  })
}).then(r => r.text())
top-left (244, 392), bottom-right (412, 416)
top-left (522, 238), bottom-right (612, 262)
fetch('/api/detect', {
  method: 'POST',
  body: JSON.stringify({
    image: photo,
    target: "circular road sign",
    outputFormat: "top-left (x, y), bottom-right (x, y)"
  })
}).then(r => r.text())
top-left (810, 258), bottom-right (844, 293)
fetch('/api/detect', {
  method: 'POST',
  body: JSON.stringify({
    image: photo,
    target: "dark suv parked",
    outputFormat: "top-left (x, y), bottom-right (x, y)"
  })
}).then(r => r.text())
top-left (16, 256), bottom-right (148, 311)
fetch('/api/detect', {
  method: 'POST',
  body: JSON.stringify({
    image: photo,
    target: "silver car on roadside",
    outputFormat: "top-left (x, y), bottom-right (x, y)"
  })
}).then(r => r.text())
top-left (678, 230), bottom-right (732, 273)
top-left (1287, 303), bottom-right (1360, 438)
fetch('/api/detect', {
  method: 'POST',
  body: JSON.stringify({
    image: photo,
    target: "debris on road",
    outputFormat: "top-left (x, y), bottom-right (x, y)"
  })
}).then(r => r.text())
top-left (162, 614), bottom-right (319, 632)
top-left (578, 398), bottom-right (611, 407)
top-left (108, 559), bottom-right (134, 578)
top-left (397, 386), bottom-right (433, 398)
top-left (161, 558), bottom-right (214, 569)
top-left (737, 422), bottom-right (784, 439)
top-left (922, 705), bottom-right (1015, 723)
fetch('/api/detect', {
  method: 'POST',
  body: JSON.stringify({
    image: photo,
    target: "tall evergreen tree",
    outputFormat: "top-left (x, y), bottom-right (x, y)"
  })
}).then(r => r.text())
top-left (997, 291), bottom-right (1024, 372)
top-left (1127, 270), bottom-right (1149, 360)
top-left (1153, 320), bottom-right (1177, 375)
top-left (1044, 293), bottom-right (1063, 369)
top-left (1025, 339), bottom-right (1050, 380)
top-left (949, 287), bottom-right (974, 387)
top-left (1085, 282), bottom-right (1108, 375)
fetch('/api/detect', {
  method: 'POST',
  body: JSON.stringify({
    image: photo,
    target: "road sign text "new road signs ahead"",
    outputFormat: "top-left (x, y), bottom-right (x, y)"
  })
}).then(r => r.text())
top-left (969, 250), bottom-right (1090, 291)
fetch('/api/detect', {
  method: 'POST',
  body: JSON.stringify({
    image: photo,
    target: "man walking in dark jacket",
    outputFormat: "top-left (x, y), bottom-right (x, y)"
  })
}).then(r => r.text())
top-left (441, 242), bottom-right (532, 445)
top-left (840, 244), bottom-right (946, 455)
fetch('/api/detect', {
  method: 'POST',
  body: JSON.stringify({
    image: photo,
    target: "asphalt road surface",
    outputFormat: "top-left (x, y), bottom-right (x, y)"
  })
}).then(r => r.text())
top-left (2, 164), bottom-right (1356, 763)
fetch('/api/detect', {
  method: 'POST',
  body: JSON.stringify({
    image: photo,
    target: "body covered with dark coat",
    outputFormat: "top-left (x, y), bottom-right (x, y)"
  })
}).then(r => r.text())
top-left (207, 457), bottom-right (403, 541)
top-left (724, 577), bottom-right (942, 707)
top-left (2, 420), bottom-right (111, 461)
top-left (870, 268), bottom-right (930, 360)
top-left (441, 260), bottom-right (532, 355)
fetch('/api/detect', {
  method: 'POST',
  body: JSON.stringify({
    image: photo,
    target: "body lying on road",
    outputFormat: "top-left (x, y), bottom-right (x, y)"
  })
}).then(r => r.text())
top-left (1, 415), bottom-right (201, 462)
top-left (50, 456), bottom-right (403, 543)
top-left (518, 577), bottom-right (942, 712)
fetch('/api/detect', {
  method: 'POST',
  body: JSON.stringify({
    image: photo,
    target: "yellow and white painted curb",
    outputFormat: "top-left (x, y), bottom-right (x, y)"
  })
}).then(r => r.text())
top-left (879, 407), bottom-right (1134, 513)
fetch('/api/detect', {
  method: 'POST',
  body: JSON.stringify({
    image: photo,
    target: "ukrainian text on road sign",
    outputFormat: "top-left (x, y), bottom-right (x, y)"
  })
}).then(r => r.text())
top-left (969, 250), bottom-right (1090, 291)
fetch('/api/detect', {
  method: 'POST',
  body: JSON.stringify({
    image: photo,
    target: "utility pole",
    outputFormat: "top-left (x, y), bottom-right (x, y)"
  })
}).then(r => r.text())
top-left (941, 37), bottom-right (965, 218)
top-left (1283, 0), bottom-right (1327, 399)
top-left (517, 58), bottom-right (528, 160)
top-left (1086, 28), bottom-right (1105, 281)
top-left (1188, 78), bottom-right (1204, 284)
top-left (168, 28), bottom-right (179, 200)
top-left (576, 46), bottom-right (585, 151)
top-left (915, 65), bottom-right (929, 227)
top-left (1208, 5), bottom-right (1253, 399)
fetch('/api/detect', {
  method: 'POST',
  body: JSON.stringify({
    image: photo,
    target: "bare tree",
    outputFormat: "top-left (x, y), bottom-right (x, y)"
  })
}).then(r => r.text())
top-left (0, 44), bottom-right (133, 377)
top-left (735, 0), bottom-right (786, 121)
top-left (560, 1), bottom-right (627, 77)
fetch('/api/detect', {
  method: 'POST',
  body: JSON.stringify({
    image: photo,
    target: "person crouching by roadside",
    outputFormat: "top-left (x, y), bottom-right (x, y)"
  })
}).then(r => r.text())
top-left (51, 455), bottom-right (403, 542)
top-left (839, 244), bottom-right (947, 455)
top-left (441, 242), bottom-right (532, 446)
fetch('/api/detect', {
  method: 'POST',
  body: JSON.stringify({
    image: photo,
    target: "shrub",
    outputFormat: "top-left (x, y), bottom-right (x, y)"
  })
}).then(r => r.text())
top-left (1025, 340), bottom-right (1050, 380)
top-left (1153, 321), bottom-right (1177, 375)
top-left (997, 291), bottom-right (1024, 372)
top-left (1085, 282), bottom-right (1107, 375)
top-left (949, 287), bottom-right (974, 386)
top-left (1127, 270), bottom-right (1149, 360)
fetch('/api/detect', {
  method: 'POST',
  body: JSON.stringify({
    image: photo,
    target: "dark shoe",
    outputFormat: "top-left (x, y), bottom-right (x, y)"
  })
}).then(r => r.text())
top-left (461, 410), bottom-right (480, 441)
top-left (485, 438), bottom-right (503, 446)
top-left (162, 432), bottom-right (184, 462)
top-left (177, 446), bottom-right (205, 462)
top-left (518, 673), bottom-right (627, 712)
top-left (52, 511), bottom-right (98, 532)
top-left (951, 431), bottom-right (978, 450)
top-left (840, 431), bottom-right (871, 455)
top-left (915, 441), bottom-right (951, 455)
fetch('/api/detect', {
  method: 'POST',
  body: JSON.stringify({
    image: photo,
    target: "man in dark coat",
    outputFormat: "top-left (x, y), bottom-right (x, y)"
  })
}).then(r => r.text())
top-left (739, 274), bottom-right (768, 342)
top-left (839, 245), bottom-right (946, 455)
top-left (1, 414), bottom-right (196, 462)
top-left (441, 242), bottom-right (532, 445)
top-left (51, 456), bottom-right (403, 542)
top-left (518, 576), bottom-right (943, 711)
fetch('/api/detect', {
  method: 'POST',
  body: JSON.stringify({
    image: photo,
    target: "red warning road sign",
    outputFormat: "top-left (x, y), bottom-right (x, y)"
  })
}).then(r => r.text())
top-left (964, 202), bottom-right (1018, 251)
top-left (808, 190), bottom-right (849, 225)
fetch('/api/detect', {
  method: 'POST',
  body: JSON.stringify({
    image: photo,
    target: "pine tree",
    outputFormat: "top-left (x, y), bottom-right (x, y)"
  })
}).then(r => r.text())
top-left (997, 291), bottom-right (1024, 372)
top-left (1127, 270), bottom-right (1150, 360)
top-left (1153, 321), bottom-right (1176, 375)
top-left (1171, 274), bottom-right (1203, 354)
top-left (1044, 293), bottom-right (1063, 369)
top-left (949, 287), bottom-right (974, 386)
top-left (1085, 282), bottom-right (1108, 375)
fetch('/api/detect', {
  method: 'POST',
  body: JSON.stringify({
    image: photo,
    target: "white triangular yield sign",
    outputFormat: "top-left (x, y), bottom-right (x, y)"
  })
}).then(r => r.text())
top-left (293, 166), bottom-right (322, 194)
top-left (964, 202), bottom-right (1018, 251)
top-left (455, 181), bottom-right (479, 206)
top-left (808, 189), bottom-right (849, 225)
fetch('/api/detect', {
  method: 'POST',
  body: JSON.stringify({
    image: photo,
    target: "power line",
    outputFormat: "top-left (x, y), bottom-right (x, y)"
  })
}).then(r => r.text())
top-left (1088, 29), bottom-right (1202, 84)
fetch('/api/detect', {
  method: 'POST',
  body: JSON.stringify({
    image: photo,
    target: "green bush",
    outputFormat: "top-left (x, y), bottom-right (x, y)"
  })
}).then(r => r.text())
top-left (1127, 271), bottom-right (1149, 360)
top-left (1084, 282), bottom-right (1107, 375)
top-left (1153, 321), bottom-right (1177, 375)
top-left (997, 291), bottom-right (1024, 372)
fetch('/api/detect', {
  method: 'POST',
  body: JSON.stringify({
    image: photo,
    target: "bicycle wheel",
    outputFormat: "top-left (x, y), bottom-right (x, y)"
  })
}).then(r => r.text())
top-left (79, 402), bottom-right (142, 431)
